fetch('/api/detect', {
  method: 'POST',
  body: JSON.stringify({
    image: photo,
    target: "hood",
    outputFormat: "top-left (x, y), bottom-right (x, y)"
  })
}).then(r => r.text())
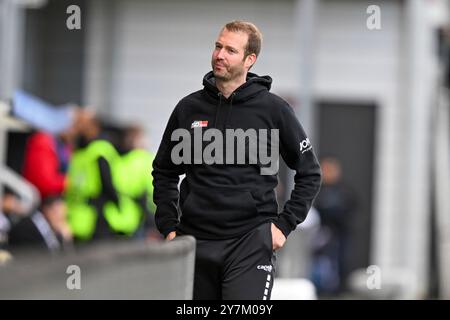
top-left (202, 71), bottom-right (272, 103)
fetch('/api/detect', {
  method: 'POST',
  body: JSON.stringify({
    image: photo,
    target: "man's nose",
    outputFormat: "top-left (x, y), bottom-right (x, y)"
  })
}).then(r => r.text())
top-left (216, 48), bottom-right (225, 60)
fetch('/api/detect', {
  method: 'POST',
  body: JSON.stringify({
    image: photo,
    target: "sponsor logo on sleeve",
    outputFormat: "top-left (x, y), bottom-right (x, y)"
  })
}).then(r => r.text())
top-left (300, 138), bottom-right (312, 154)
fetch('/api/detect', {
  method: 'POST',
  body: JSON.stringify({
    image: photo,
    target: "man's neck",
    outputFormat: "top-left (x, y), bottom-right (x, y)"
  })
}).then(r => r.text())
top-left (216, 74), bottom-right (247, 98)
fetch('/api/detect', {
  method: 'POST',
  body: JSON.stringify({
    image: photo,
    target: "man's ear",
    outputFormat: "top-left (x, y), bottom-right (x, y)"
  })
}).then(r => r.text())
top-left (244, 53), bottom-right (257, 70)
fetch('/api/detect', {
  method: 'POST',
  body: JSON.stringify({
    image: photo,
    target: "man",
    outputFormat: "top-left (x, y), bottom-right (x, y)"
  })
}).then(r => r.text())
top-left (152, 21), bottom-right (322, 300)
top-left (8, 196), bottom-right (73, 252)
top-left (66, 114), bottom-right (143, 241)
top-left (312, 157), bottom-right (357, 295)
top-left (116, 125), bottom-right (159, 240)
top-left (22, 109), bottom-right (81, 201)
top-left (0, 189), bottom-right (29, 248)
top-left (14, 90), bottom-right (82, 201)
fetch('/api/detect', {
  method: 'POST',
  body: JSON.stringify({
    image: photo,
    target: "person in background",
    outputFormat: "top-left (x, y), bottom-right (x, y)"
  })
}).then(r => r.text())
top-left (66, 114), bottom-right (142, 241)
top-left (21, 108), bottom-right (83, 201)
top-left (0, 189), bottom-right (30, 249)
top-left (8, 196), bottom-right (73, 252)
top-left (311, 157), bottom-right (357, 296)
top-left (117, 125), bottom-right (159, 240)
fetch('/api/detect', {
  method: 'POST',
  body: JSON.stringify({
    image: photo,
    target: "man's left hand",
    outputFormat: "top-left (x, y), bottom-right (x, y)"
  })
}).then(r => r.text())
top-left (271, 223), bottom-right (286, 251)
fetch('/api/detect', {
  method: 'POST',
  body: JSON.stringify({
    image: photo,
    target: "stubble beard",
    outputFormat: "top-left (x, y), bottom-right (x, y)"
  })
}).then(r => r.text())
top-left (212, 59), bottom-right (245, 82)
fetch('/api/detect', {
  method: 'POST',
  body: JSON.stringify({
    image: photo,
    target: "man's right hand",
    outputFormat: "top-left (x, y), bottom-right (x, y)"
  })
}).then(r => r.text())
top-left (166, 231), bottom-right (176, 241)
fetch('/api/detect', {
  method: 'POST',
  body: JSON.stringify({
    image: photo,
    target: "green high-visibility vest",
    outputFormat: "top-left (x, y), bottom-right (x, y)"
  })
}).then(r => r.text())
top-left (66, 140), bottom-right (142, 240)
top-left (114, 149), bottom-right (156, 214)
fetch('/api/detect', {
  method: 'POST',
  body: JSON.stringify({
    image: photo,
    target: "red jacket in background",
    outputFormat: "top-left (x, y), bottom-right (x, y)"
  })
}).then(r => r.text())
top-left (22, 132), bottom-right (70, 200)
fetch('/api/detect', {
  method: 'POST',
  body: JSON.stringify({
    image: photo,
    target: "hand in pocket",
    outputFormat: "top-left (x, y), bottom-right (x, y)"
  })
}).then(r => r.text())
top-left (271, 223), bottom-right (286, 251)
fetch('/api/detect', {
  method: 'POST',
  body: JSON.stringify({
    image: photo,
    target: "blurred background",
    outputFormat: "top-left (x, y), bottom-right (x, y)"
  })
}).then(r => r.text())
top-left (0, 0), bottom-right (450, 300)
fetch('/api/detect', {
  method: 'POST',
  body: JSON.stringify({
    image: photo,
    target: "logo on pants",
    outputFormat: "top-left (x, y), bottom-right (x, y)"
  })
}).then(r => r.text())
top-left (257, 265), bottom-right (273, 272)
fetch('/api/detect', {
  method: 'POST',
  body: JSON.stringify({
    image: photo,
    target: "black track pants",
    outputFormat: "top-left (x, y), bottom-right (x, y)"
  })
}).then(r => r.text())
top-left (193, 222), bottom-right (276, 300)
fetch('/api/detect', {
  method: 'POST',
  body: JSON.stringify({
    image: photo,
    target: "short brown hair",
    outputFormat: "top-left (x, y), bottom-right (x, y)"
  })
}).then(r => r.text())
top-left (223, 20), bottom-right (262, 58)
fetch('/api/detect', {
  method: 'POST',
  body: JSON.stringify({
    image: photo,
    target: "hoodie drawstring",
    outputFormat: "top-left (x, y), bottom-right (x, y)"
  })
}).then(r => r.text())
top-left (214, 92), bottom-right (222, 128)
top-left (214, 92), bottom-right (235, 130)
top-left (224, 93), bottom-right (236, 130)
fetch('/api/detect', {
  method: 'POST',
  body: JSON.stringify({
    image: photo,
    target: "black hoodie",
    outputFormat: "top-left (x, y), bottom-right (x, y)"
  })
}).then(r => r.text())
top-left (152, 71), bottom-right (321, 240)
